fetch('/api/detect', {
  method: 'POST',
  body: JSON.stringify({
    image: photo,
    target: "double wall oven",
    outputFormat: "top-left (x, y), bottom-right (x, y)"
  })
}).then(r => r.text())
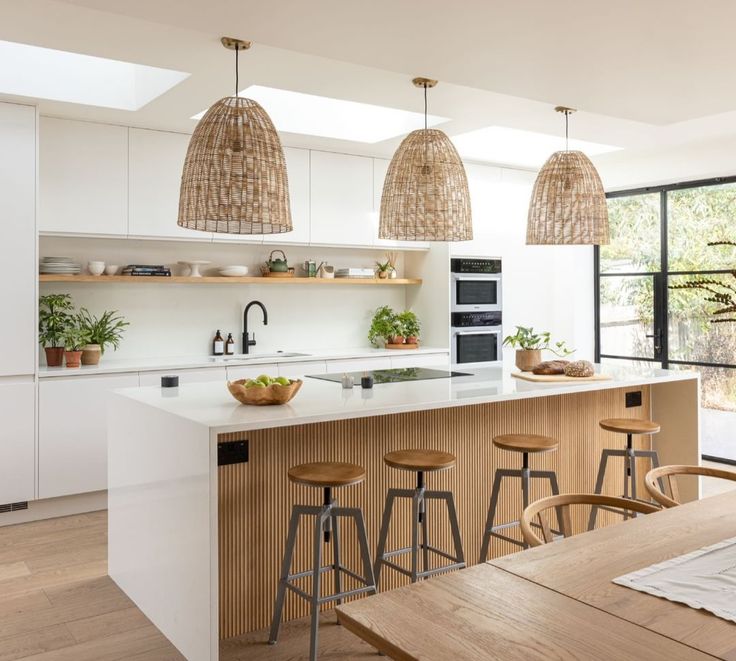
top-left (450, 258), bottom-right (502, 365)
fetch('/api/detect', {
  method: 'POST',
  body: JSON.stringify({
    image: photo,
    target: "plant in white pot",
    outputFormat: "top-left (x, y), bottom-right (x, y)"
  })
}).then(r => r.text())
top-left (78, 308), bottom-right (129, 365)
top-left (503, 326), bottom-right (573, 372)
top-left (39, 294), bottom-right (74, 367)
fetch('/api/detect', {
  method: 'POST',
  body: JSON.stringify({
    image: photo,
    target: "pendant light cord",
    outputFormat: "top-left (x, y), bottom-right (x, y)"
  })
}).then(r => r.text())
top-left (565, 110), bottom-right (569, 151)
top-left (424, 83), bottom-right (428, 131)
top-left (235, 45), bottom-right (239, 98)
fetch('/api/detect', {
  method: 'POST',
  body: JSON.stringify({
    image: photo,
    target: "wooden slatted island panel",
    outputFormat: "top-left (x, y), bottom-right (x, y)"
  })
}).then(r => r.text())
top-left (108, 365), bottom-right (700, 660)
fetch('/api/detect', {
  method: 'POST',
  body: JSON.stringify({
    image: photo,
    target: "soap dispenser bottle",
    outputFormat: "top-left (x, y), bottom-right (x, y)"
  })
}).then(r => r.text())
top-left (225, 333), bottom-right (235, 355)
top-left (213, 330), bottom-right (225, 356)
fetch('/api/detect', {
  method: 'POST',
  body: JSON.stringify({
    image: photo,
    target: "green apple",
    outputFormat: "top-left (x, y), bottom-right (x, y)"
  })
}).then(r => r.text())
top-left (256, 374), bottom-right (273, 385)
top-left (275, 376), bottom-right (290, 386)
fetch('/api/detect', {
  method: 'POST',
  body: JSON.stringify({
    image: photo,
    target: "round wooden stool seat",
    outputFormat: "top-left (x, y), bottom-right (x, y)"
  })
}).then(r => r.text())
top-left (384, 449), bottom-right (456, 472)
top-left (287, 462), bottom-right (365, 488)
top-left (493, 434), bottom-right (558, 454)
top-left (599, 418), bottom-right (660, 435)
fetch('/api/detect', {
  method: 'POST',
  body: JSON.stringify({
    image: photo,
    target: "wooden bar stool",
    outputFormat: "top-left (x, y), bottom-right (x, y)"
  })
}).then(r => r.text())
top-left (479, 433), bottom-right (560, 560)
top-left (269, 462), bottom-right (376, 661)
top-left (374, 449), bottom-right (465, 585)
top-left (588, 417), bottom-right (662, 530)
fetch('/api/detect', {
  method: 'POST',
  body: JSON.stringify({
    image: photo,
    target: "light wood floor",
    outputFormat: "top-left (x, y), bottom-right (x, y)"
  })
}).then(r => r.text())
top-left (0, 510), bottom-right (375, 660)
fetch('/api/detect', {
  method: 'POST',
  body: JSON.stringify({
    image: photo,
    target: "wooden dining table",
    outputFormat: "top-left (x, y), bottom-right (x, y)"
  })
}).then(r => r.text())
top-left (336, 490), bottom-right (736, 660)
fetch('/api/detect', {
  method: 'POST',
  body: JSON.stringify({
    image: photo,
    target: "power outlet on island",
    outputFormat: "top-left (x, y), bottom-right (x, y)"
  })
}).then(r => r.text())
top-left (625, 390), bottom-right (643, 408)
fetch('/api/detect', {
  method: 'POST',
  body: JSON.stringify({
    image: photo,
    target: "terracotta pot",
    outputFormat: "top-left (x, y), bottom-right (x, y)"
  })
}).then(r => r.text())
top-left (65, 350), bottom-right (83, 368)
top-left (406, 335), bottom-right (418, 344)
top-left (81, 344), bottom-right (102, 365)
top-left (378, 270), bottom-right (389, 279)
top-left (389, 335), bottom-right (405, 345)
top-left (44, 346), bottom-right (65, 367)
top-left (515, 349), bottom-right (542, 372)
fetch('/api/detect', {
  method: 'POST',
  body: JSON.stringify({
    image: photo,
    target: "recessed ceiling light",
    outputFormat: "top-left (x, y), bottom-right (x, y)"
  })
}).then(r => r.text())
top-left (451, 126), bottom-right (621, 168)
top-left (0, 40), bottom-right (189, 110)
top-left (191, 85), bottom-right (448, 143)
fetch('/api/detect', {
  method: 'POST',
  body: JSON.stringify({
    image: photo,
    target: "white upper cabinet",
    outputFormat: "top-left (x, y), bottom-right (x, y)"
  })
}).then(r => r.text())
top-left (39, 117), bottom-right (128, 236)
top-left (372, 157), bottom-right (430, 251)
top-left (129, 128), bottom-right (212, 241)
top-left (309, 151), bottom-right (374, 247)
top-left (264, 147), bottom-right (310, 245)
top-left (0, 102), bottom-right (36, 377)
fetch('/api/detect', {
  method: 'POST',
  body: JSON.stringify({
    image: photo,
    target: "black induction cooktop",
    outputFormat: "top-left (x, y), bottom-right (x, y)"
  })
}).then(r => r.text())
top-left (307, 367), bottom-right (471, 385)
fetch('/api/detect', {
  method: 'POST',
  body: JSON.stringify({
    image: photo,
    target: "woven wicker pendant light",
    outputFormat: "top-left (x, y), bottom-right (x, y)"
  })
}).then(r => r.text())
top-left (178, 37), bottom-right (292, 234)
top-left (526, 107), bottom-right (609, 245)
top-left (379, 78), bottom-right (472, 242)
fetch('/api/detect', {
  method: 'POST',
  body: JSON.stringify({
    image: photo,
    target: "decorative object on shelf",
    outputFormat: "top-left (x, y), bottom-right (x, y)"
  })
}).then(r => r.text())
top-left (368, 305), bottom-right (422, 348)
top-left (77, 307), bottom-right (129, 366)
top-left (121, 265), bottom-right (172, 277)
top-left (218, 265), bottom-right (249, 277)
top-left (178, 37), bottom-right (292, 236)
top-left (375, 260), bottom-right (392, 279)
top-left (265, 249), bottom-right (289, 273)
top-left (39, 256), bottom-right (81, 275)
top-left (318, 262), bottom-right (334, 279)
top-left (387, 251), bottom-right (399, 279)
top-left (39, 293), bottom-right (74, 367)
top-left (526, 106), bottom-right (609, 245)
top-left (61, 317), bottom-right (91, 368)
top-left (503, 326), bottom-right (574, 372)
top-left (564, 360), bottom-right (595, 377)
top-left (227, 375), bottom-right (302, 406)
top-left (670, 240), bottom-right (736, 323)
top-left (178, 260), bottom-right (211, 277)
top-left (335, 267), bottom-right (376, 279)
top-left (380, 77), bottom-right (472, 242)
top-left (87, 261), bottom-right (105, 276)
top-left (105, 264), bottom-right (120, 276)
top-left (303, 259), bottom-right (317, 278)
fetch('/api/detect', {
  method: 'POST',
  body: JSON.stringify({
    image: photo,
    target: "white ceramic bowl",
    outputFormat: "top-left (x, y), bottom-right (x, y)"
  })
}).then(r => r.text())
top-left (219, 265), bottom-right (249, 277)
top-left (88, 261), bottom-right (105, 276)
top-left (105, 264), bottom-right (120, 275)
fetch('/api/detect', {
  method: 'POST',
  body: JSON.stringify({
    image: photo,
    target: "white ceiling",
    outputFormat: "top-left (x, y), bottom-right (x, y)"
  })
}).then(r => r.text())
top-left (4, 0), bottom-right (736, 187)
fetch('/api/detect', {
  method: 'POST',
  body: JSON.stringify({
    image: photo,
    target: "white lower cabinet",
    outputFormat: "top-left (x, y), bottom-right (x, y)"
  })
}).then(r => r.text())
top-left (277, 361), bottom-right (327, 378)
top-left (138, 367), bottom-right (227, 387)
top-left (325, 357), bottom-right (392, 373)
top-left (390, 353), bottom-right (449, 369)
top-left (39, 373), bottom-right (139, 499)
top-left (226, 364), bottom-right (278, 381)
top-left (0, 379), bottom-right (35, 504)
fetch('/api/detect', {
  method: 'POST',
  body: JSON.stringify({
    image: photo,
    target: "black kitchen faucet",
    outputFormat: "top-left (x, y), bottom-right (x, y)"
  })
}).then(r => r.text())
top-left (243, 300), bottom-right (268, 354)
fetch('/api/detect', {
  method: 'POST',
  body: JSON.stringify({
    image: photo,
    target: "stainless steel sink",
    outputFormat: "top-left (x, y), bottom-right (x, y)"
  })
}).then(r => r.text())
top-left (215, 352), bottom-right (311, 362)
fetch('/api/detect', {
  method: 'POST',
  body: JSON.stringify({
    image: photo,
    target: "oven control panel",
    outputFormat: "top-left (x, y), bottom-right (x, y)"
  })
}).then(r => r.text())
top-left (451, 311), bottom-right (502, 327)
top-left (450, 258), bottom-right (502, 274)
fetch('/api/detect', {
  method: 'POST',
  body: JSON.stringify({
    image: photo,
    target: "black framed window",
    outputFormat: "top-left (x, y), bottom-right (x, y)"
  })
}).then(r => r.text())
top-left (595, 176), bottom-right (736, 465)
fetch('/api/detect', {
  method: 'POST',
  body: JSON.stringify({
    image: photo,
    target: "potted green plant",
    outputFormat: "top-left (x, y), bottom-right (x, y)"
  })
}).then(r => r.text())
top-left (397, 310), bottom-right (421, 345)
top-left (503, 326), bottom-right (574, 371)
top-left (375, 260), bottom-right (392, 279)
top-left (61, 318), bottom-right (92, 368)
top-left (39, 294), bottom-right (74, 367)
top-left (368, 305), bottom-right (397, 346)
top-left (77, 308), bottom-right (130, 365)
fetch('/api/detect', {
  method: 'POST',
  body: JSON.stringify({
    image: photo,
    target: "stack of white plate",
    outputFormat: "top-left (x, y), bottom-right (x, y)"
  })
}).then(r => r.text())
top-left (218, 265), bottom-right (249, 277)
top-left (39, 257), bottom-right (82, 275)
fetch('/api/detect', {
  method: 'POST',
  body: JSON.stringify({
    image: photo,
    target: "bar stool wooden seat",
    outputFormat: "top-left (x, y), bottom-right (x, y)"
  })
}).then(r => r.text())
top-left (588, 417), bottom-right (662, 531)
top-left (374, 449), bottom-right (465, 585)
top-left (269, 462), bottom-right (376, 661)
top-left (479, 434), bottom-right (561, 560)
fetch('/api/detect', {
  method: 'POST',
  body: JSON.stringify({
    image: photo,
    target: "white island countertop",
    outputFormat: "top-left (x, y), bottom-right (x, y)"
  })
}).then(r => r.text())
top-left (113, 363), bottom-right (698, 434)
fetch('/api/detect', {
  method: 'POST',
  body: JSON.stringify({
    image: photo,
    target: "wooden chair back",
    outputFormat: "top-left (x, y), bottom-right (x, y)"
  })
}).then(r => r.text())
top-left (521, 493), bottom-right (660, 547)
top-left (645, 464), bottom-right (736, 508)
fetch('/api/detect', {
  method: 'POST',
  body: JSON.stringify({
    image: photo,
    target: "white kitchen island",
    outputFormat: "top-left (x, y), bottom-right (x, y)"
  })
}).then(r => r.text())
top-left (108, 364), bottom-right (700, 660)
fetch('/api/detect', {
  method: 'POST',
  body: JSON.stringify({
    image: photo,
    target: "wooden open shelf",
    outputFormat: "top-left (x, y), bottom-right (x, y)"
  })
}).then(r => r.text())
top-left (39, 274), bottom-right (422, 286)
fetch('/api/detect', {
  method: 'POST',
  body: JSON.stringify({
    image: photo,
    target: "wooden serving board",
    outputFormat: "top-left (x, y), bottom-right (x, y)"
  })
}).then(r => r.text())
top-left (512, 371), bottom-right (612, 383)
top-left (385, 343), bottom-right (419, 350)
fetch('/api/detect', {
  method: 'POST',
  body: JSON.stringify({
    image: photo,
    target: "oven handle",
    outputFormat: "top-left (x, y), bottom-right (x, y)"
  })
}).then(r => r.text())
top-left (452, 275), bottom-right (501, 281)
top-left (454, 330), bottom-right (500, 335)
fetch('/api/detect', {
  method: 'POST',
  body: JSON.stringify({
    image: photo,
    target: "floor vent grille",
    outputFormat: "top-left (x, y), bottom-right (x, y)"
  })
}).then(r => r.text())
top-left (0, 502), bottom-right (29, 514)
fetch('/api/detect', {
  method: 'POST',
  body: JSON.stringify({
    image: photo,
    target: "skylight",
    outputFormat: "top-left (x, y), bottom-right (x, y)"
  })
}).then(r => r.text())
top-left (0, 40), bottom-right (189, 110)
top-left (192, 85), bottom-right (448, 143)
top-left (451, 126), bottom-right (621, 168)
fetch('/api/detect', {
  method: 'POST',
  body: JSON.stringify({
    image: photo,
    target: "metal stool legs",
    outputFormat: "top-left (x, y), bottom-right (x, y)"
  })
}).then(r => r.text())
top-left (374, 471), bottom-right (465, 586)
top-left (588, 432), bottom-right (662, 530)
top-left (269, 487), bottom-right (376, 661)
top-left (479, 452), bottom-right (560, 561)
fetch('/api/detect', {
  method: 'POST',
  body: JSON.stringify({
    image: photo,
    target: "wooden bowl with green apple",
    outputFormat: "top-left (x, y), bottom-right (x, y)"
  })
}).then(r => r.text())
top-left (227, 374), bottom-right (303, 406)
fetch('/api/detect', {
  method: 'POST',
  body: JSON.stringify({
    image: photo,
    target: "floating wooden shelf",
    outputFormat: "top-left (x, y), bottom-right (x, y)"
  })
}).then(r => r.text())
top-left (39, 274), bottom-right (422, 286)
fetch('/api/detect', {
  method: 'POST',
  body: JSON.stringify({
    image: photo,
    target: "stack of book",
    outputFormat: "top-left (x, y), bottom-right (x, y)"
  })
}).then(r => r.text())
top-left (335, 267), bottom-right (376, 279)
top-left (121, 265), bottom-right (172, 277)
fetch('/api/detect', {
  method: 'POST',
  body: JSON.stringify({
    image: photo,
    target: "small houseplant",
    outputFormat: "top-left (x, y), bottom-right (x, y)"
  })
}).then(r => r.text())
top-left (503, 326), bottom-right (574, 371)
top-left (375, 260), bottom-right (392, 279)
top-left (368, 305), bottom-right (397, 346)
top-left (61, 318), bottom-right (92, 368)
top-left (39, 294), bottom-right (74, 367)
top-left (77, 308), bottom-right (130, 365)
top-left (397, 310), bottom-right (421, 344)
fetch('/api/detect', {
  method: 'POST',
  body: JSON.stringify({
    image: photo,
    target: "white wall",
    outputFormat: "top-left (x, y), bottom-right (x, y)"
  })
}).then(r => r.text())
top-left (39, 237), bottom-right (408, 359)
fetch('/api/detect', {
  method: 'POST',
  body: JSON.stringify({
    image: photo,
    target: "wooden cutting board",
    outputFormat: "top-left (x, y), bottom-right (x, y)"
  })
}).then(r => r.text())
top-left (512, 371), bottom-right (613, 383)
